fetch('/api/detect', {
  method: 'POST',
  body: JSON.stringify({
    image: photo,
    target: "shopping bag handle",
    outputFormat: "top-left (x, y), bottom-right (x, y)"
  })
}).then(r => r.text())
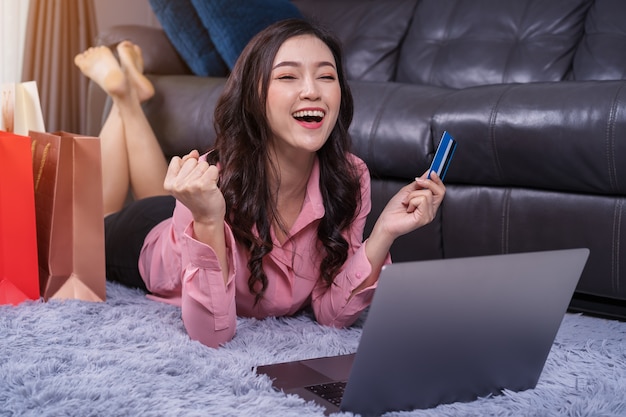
top-left (31, 140), bottom-right (50, 191)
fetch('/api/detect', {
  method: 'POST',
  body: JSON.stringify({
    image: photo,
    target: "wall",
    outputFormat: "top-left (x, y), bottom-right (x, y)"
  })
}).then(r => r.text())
top-left (0, 0), bottom-right (31, 84)
top-left (0, 0), bottom-right (159, 84)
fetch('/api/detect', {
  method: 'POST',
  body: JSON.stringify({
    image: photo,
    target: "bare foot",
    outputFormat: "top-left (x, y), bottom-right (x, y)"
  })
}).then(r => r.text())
top-left (117, 41), bottom-right (154, 102)
top-left (74, 46), bottom-right (126, 97)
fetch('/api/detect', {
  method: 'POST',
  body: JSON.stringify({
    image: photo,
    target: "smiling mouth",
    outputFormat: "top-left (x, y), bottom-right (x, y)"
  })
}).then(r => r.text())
top-left (292, 110), bottom-right (325, 123)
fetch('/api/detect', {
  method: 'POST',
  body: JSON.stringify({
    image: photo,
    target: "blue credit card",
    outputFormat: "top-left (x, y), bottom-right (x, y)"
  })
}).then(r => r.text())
top-left (428, 131), bottom-right (457, 181)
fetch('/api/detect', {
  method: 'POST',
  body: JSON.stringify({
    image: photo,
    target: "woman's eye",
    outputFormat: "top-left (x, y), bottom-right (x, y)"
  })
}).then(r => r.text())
top-left (318, 73), bottom-right (337, 81)
top-left (277, 75), bottom-right (296, 80)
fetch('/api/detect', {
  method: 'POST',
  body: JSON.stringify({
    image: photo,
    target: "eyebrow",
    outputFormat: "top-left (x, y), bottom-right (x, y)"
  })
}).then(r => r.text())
top-left (272, 61), bottom-right (336, 70)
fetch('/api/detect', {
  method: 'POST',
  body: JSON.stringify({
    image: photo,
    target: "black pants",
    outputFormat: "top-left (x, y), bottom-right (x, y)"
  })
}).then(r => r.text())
top-left (104, 195), bottom-right (176, 291)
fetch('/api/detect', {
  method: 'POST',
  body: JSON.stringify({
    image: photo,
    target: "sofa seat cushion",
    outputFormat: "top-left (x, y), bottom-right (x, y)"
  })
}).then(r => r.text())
top-left (397, 0), bottom-right (592, 88)
top-left (142, 75), bottom-right (225, 158)
top-left (96, 25), bottom-right (192, 76)
top-left (347, 81), bottom-right (453, 178)
top-left (345, 78), bottom-right (626, 198)
top-left (431, 80), bottom-right (626, 195)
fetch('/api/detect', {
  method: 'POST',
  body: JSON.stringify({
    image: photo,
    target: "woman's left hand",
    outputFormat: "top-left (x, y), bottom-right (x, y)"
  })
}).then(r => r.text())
top-left (376, 170), bottom-right (446, 241)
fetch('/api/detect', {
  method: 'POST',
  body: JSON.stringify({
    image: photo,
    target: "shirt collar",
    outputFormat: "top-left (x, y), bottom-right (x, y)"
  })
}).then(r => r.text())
top-left (288, 155), bottom-right (325, 236)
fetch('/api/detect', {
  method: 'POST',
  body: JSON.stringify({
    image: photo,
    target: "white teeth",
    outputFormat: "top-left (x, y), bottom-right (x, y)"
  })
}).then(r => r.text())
top-left (292, 110), bottom-right (325, 118)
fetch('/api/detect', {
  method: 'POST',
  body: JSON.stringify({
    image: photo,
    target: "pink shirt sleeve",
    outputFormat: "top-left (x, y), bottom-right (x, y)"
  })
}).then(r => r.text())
top-left (139, 199), bottom-right (239, 348)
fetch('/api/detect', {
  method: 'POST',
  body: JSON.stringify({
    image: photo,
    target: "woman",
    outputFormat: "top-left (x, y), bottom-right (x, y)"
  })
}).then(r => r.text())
top-left (75, 19), bottom-right (446, 348)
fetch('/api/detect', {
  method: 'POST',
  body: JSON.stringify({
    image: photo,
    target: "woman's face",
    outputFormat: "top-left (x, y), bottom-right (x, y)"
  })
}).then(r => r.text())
top-left (265, 34), bottom-right (341, 160)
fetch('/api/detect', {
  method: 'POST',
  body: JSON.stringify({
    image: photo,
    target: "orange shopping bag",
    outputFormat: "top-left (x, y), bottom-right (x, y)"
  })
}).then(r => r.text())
top-left (30, 131), bottom-right (106, 302)
top-left (0, 131), bottom-right (40, 305)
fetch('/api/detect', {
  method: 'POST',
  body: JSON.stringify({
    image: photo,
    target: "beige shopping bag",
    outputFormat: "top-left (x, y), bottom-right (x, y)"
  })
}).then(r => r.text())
top-left (31, 131), bottom-right (106, 301)
top-left (1, 81), bottom-right (45, 135)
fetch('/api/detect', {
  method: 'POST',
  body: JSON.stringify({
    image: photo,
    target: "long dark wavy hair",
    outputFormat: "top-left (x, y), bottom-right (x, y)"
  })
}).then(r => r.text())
top-left (208, 18), bottom-right (361, 303)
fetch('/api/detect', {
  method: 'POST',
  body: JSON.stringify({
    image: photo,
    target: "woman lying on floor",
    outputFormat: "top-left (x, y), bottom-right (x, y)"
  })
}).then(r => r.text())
top-left (74, 19), bottom-right (445, 348)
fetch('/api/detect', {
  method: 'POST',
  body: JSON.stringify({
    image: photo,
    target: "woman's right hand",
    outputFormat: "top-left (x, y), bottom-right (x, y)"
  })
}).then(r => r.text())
top-left (163, 150), bottom-right (226, 229)
top-left (165, 150), bottom-right (229, 283)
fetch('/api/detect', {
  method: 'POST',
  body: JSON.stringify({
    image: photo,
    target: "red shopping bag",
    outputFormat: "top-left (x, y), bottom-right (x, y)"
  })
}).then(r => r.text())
top-left (0, 131), bottom-right (40, 305)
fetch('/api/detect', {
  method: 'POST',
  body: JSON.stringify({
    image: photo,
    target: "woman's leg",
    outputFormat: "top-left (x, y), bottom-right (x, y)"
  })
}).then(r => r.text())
top-left (98, 102), bottom-right (132, 215)
top-left (115, 41), bottom-right (168, 202)
top-left (74, 42), bottom-right (168, 216)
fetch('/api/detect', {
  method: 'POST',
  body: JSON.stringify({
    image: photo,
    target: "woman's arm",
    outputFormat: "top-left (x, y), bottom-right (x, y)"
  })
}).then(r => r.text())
top-left (140, 198), bottom-right (239, 348)
top-left (141, 151), bottom-right (239, 348)
top-left (179, 219), bottom-right (238, 348)
top-left (356, 170), bottom-right (446, 294)
top-left (164, 150), bottom-right (229, 284)
top-left (312, 162), bottom-right (446, 328)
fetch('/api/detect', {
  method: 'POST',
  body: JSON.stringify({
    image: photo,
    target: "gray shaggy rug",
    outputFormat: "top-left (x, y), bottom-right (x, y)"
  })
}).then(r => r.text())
top-left (1, 281), bottom-right (625, 417)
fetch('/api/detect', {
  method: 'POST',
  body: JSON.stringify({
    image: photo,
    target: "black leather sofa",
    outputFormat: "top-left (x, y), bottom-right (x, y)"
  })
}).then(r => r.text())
top-left (87, 0), bottom-right (626, 319)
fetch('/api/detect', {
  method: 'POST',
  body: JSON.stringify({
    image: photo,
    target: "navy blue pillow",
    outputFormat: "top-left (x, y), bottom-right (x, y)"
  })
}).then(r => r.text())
top-left (148, 0), bottom-right (229, 76)
top-left (189, 0), bottom-right (303, 69)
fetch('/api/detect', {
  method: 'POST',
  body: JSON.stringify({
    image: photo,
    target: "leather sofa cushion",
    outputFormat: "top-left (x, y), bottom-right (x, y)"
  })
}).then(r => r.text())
top-left (348, 81), bottom-right (452, 179)
top-left (397, 0), bottom-right (592, 88)
top-left (572, 0), bottom-right (626, 80)
top-left (292, 0), bottom-right (419, 82)
top-left (430, 80), bottom-right (626, 195)
top-left (441, 186), bottom-right (626, 299)
top-left (346, 78), bottom-right (626, 196)
top-left (142, 75), bottom-right (225, 157)
top-left (96, 25), bottom-right (191, 75)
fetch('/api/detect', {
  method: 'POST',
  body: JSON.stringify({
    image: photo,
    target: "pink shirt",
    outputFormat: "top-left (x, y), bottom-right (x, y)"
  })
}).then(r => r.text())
top-left (139, 154), bottom-right (390, 348)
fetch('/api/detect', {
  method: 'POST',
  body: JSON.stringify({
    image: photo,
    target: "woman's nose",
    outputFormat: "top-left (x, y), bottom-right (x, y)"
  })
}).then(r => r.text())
top-left (299, 76), bottom-right (320, 100)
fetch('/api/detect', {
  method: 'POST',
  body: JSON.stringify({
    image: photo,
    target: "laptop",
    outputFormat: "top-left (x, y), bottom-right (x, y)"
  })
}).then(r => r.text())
top-left (256, 248), bottom-right (590, 416)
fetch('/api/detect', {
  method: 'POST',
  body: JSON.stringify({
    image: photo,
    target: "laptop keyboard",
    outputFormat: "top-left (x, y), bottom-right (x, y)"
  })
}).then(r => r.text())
top-left (304, 381), bottom-right (347, 406)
